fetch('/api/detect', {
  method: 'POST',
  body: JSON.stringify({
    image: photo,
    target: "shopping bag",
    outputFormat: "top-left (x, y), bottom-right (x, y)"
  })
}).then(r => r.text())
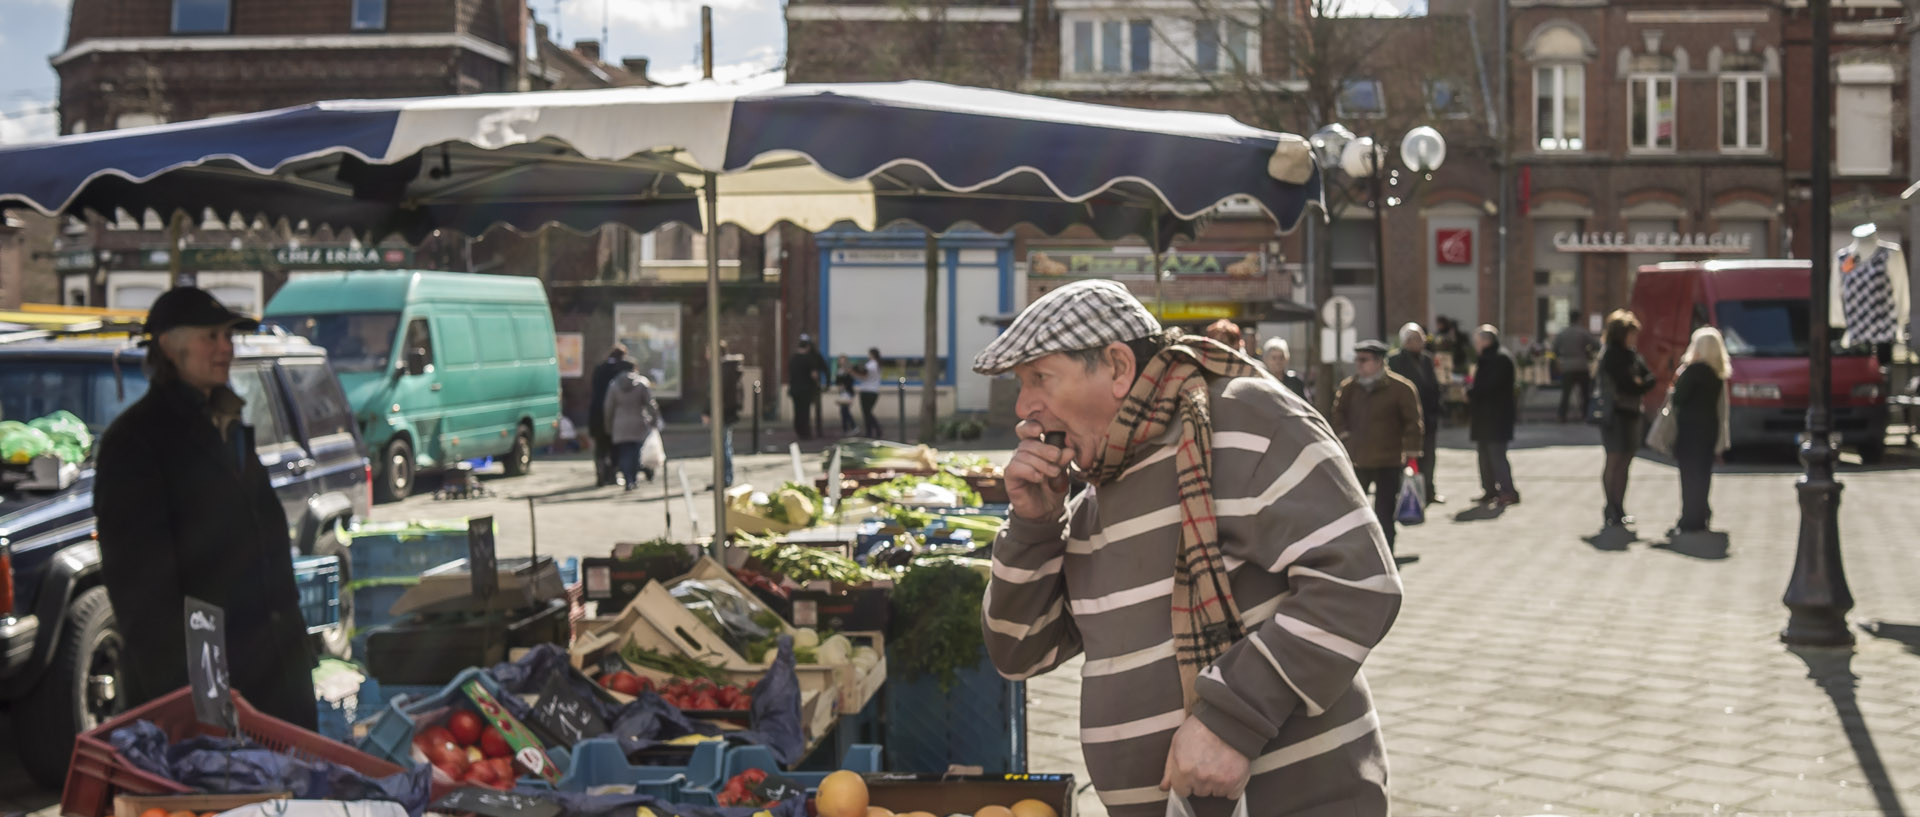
top-left (640, 428), bottom-right (666, 473)
top-left (1646, 397), bottom-right (1678, 456)
top-left (1396, 469), bottom-right (1426, 525)
top-left (1167, 793), bottom-right (1249, 817)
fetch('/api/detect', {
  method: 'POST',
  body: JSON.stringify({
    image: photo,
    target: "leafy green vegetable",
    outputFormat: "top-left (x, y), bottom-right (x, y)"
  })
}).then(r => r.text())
top-left (854, 473), bottom-right (982, 507)
top-left (888, 557), bottom-right (988, 692)
top-left (619, 640), bottom-right (731, 684)
top-left (745, 536), bottom-right (892, 585)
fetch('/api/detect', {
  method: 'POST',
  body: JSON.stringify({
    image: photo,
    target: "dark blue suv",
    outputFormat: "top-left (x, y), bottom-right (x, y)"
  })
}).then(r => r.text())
top-left (0, 329), bottom-right (370, 787)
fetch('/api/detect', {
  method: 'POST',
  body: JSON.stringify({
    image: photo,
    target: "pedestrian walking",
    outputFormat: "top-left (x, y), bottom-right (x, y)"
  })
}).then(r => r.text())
top-left (1203, 318), bottom-right (1244, 352)
top-left (1333, 339), bottom-right (1425, 552)
top-left (833, 354), bottom-right (858, 434)
top-left (857, 347), bottom-right (885, 438)
top-left (1260, 338), bottom-right (1309, 398)
top-left (1467, 324), bottom-right (1519, 506)
top-left (702, 341), bottom-right (743, 488)
top-left (588, 344), bottom-right (629, 487)
top-left (603, 359), bottom-right (662, 490)
top-left (1598, 310), bottom-right (1657, 527)
top-left (978, 279), bottom-right (1401, 817)
top-left (1553, 311), bottom-right (1599, 423)
top-left (1388, 323), bottom-right (1444, 504)
top-left (92, 287), bottom-right (317, 728)
top-left (1667, 327), bottom-right (1731, 536)
top-left (788, 334), bottom-right (829, 440)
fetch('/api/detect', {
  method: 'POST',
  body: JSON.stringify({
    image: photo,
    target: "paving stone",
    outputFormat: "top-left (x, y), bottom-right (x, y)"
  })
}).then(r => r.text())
top-left (1507, 757), bottom-right (1599, 781)
top-left (1581, 768), bottom-right (1683, 793)
top-left (1669, 763), bottom-right (1765, 785)
top-left (1596, 733), bottom-right (1687, 755)
top-left (1656, 781), bottom-right (1764, 807)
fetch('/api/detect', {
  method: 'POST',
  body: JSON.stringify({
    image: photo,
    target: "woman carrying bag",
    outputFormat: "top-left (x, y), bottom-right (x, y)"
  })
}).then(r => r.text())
top-left (1596, 310), bottom-right (1658, 528)
top-left (1649, 327), bottom-right (1732, 536)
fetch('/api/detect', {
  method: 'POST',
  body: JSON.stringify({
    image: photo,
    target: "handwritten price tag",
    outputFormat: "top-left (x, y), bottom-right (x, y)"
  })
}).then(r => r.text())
top-left (184, 597), bottom-right (235, 732)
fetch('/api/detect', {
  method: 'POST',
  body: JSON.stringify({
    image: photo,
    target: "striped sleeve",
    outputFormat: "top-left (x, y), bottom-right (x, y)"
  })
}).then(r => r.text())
top-left (1193, 383), bottom-right (1403, 758)
top-left (981, 508), bottom-right (1084, 681)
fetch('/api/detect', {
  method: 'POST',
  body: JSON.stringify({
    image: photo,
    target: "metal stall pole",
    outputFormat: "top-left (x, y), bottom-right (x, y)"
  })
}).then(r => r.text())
top-left (897, 378), bottom-right (908, 442)
top-left (752, 381), bottom-right (762, 455)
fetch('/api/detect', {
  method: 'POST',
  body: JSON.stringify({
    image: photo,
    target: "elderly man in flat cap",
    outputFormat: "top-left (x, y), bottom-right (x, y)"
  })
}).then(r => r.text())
top-left (977, 280), bottom-right (1402, 817)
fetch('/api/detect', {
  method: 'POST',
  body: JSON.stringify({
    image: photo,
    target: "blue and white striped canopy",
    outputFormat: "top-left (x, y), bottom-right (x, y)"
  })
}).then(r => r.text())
top-left (0, 81), bottom-right (1320, 246)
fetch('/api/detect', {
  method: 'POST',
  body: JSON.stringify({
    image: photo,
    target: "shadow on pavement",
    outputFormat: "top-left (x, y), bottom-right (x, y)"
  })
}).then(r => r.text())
top-left (1583, 527), bottom-right (1637, 551)
top-left (1860, 620), bottom-right (1920, 659)
top-left (1652, 530), bottom-right (1731, 560)
top-left (1789, 646), bottom-right (1909, 817)
top-left (1451, 504), bottom-right (1506, 522)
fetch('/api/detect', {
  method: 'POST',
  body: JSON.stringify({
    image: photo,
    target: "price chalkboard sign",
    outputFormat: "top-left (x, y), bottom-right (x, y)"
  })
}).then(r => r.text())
top-left (184, 597), bottom-right (235, 732)
top-left (468, 516), bottom-right (498, 599)
top-left (752, 772), bottom-right (807, 803)
top-left (432, 787), bottom-right (562, 817)
top-left (527, 673), bottom-right (608, 747)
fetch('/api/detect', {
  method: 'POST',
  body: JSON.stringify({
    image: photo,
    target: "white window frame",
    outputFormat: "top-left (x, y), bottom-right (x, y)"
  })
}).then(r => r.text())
top-left (1059, 13), bottom-right (1259, 78)
top-left (1193, 17), bottom-right (1258, 75)
top-left (1627, 73), bottom-right (1677, 152)
top-left (1062, 15), bottom-right (1156, 76)
top-left (1337, 78), bottom-right (1387, 119)
top-left (1427, 79), bottom-right (1472, 119)
top-left (1719, 74), bottom-right (1766, 153)
top-left (352, 0), bottom-right (388, 31)
top-left (1835, 64), bottom-right (1895, 176)
top-left (1534, 63), bottom-right (1585, 151)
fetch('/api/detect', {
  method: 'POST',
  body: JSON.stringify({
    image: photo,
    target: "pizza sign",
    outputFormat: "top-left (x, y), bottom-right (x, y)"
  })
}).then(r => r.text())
top-left (1436, 229), bottom-right (1473, 266)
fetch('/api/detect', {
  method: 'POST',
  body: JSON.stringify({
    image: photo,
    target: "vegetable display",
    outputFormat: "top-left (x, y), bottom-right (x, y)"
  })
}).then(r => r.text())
top-left (855, 473), bottom-right (983, 507)
top-left (887, 557), bottom-right (989, 692)
top-left (411, 721), bottom-right (519, 789)
top-left (745, 537), bottom-right (892, 585)
top-left (619, 641), bottom-right (732, 685)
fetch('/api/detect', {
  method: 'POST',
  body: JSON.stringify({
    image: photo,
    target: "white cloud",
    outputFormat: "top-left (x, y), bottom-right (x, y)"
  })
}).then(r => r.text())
top-left (646, 44), bottom-right (782, 85)
top-left (555, 0), bottom-right (770, 36)
top-left (0, 101), bottom-right (59, 145)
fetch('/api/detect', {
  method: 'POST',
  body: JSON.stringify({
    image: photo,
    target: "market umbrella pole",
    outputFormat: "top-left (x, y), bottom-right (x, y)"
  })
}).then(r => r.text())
top-left (706, 173), bottom-right (726, 562)
top-left (921, 232), bottom-right (939, 444)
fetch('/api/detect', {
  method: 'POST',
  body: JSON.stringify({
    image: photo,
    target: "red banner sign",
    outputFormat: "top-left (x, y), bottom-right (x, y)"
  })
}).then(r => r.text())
top-left (1436, 229), bottom-right (1473, 266)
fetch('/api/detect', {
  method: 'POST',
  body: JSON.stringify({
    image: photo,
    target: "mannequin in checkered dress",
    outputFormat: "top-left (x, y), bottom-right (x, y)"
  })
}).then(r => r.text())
top-left (1830, 224), bottom-right (1911, 347)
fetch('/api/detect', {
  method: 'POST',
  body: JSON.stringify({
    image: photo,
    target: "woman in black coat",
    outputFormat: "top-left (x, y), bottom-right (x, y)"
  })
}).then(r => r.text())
top-left (93, 288), bottom-right (317, 727)
top-left (1669, 327), bottom-right (1732, 535)
top-left (1466, 325), bottom-right (1519, 505)
top-left (1598, 309), bottom-right (1658, 527)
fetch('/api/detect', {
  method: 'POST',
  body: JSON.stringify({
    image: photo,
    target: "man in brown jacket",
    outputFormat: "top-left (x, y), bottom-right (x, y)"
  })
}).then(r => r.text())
top-left (1332, 340), bottom-right (1424, 554)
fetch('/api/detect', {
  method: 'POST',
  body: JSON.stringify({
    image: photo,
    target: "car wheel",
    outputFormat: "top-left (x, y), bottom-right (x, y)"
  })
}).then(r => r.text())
top-left (375, 437), bottom-right (415, 503)
top-left (310, 525), bottom-right (354, 660)
top-left (503, 423), bottom-right (533, 477)
top-left (11, 586), bottom-right (123, 789)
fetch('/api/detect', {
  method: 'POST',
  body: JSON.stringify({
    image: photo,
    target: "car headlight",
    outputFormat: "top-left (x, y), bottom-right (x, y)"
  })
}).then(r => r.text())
top-left (1851, 383), bottom-right (1882, 399)
top-left (1732, 383), bottom-right (1781, 400)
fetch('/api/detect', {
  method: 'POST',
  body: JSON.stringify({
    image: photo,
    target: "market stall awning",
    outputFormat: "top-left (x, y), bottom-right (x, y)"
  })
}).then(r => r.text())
top-left (0, 81), bottom-right (1321, 247)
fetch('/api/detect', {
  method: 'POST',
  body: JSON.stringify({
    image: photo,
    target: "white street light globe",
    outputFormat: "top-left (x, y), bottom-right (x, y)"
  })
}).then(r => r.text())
top-left (1311, 124), bottom-right (1355, 170)
top-left (1340, 136), bottom-right (1382, 178)
top-left (1401, 125), bottom-right (1448, 173)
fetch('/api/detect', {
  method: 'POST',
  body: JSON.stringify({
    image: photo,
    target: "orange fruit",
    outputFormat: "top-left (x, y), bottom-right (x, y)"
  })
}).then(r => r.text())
top-left (139, 808), bottom-right (167, 817)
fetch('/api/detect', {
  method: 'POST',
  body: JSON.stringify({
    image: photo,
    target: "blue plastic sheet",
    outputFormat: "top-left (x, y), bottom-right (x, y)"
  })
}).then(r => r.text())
top-left (109, 721), bottom-right (433, 816)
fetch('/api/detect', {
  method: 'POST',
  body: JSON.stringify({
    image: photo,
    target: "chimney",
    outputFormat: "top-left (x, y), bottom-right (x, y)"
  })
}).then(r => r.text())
top-left (622, 58), bottom-right (650, 79)
top-left (535, 22), bottom-right (550, 47)
top-left (574, 39), bottom-right (601, 63)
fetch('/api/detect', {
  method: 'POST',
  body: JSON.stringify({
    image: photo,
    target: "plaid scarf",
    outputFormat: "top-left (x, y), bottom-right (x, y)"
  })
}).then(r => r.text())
top-left (1091, 335), bottom-right (1258, 710)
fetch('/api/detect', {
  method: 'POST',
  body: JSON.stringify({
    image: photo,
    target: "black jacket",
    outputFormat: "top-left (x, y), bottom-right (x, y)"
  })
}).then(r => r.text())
top-left (788, 349), bottom-right (829, 397)
top-left (92, 380), bottom-right (316, 725)
top-left (1670, 362), bottom-right (1723, 442)
top-left (1466, 342), bottom-right (1517, 442)
top-left (588, 356), bottom-right (627, 436)
top-left (1388, 349), bottom-right (1442, 429)
top-left (1600, 345), bottom-right (1657, 414)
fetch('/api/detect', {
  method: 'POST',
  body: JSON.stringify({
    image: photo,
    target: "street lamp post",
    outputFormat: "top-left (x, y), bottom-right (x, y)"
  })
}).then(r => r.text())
top-left (1311, 124), bottom-right (1448, 344)
top-left (1781, 0), bottom-right (1854, 647)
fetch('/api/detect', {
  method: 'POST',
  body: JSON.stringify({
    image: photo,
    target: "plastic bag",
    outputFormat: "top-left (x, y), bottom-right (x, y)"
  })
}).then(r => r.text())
top-left (0, 426), bottom-right (53, 465)
top-left (669, 580), bottom-right (777, 656)
top-left (29, 410), bottom-right (92, 462)
top-left (1395, 471), bottom-right (1425, 526)
top-left (1167, 793), bottom-right (1249, 817)
top-left (108, 720), bottom-right (434, 816)
top-left (641, 429), bottom-right (666, 474)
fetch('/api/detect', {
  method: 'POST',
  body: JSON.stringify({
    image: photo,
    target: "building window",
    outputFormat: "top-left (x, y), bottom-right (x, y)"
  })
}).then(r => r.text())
top-left (1720, 75), bottom-right (1765, 152)
top-left (1535, 64), bottom-right (1584, 151)
top-left (1428, 80), bottom-right (1471, 118)
top-left (1628, 75), bottom-right (1676, 151)
top-left (172, 0), bottom-right (230, 33)
top-left (353, 0), bottom-right (387, 30)
top-left (1338, 79), bottom-right (1386, 119)
top-left (1195, 19), bottom-right (1252, 74)
top-left (1836, 66), bottom-right (1894, 176)
top-left (1068, 17), bottom-right (1153, 75)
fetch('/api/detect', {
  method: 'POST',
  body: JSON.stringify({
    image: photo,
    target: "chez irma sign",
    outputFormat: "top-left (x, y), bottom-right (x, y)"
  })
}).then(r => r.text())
top-left (1552, 231), bottom-right (1753, 255)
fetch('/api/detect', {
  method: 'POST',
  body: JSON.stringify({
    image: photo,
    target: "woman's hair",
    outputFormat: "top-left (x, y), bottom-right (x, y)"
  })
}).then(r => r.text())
top-left (1682, 326), bottom-right (1732, 380)
top-left (1203, 319), bottom-right (1242, 348)
top-left (1262, 337), bottom-right (1290, 361)
top-left (1399, 322), bottom-right (1425, 345)
top-left (142, 328), bottom-right (188, 384)
top-left (868, 347), bottom-right (881, 360)
top-left (1603, 309), bottom-right (1641, 347)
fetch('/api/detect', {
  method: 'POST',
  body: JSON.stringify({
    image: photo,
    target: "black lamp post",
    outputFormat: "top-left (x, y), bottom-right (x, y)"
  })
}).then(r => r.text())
top-left (1310, 124), bottom-right (1448, 343)
top-left (1781, 0), bottom-right (1854, 647)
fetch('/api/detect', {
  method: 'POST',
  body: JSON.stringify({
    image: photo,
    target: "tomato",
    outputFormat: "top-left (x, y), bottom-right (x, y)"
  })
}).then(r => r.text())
top-left (424, 735), bottom-right (470, 777)
top-left (447, 709), bottom-right (485, 746)
top-left (480, 728), bottom-right (513, 759)
top-left (607, 672), bottom-right (643, 696)
top-left (489, 757), bottom-right (518, 783)
top-left (420, 726), bottom-right (457, 748)
top-left (635, 675), bottom-right (656, 693)
top-left (691, 692), bottom-right (721, 710)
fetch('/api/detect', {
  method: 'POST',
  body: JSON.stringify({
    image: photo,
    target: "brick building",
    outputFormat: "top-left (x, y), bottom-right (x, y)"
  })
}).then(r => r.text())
top-left (785, 0), bottom-right (1498, 411)
top-left (1782, 0), bottom-right (1910, 262)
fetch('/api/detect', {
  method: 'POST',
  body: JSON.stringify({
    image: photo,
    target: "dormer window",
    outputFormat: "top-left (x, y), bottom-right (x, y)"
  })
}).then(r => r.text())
top-left (172, 0), bottom-right (230, 34)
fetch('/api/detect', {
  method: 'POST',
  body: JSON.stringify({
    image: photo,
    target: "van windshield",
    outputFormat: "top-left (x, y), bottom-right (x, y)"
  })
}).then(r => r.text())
top-left (0, 361), bottom-right (149, 435)
top-left (272, 313), bottom-right (400, 373)
top-left (1717, 299), bottom-right (1873, 358)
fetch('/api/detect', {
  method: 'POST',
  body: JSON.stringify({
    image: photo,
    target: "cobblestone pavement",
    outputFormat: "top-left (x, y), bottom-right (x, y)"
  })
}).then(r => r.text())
top-left (1025, 424), bottom-right (1920, 816)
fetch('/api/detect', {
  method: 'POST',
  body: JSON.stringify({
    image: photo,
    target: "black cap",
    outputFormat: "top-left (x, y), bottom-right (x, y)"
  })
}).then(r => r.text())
top-left (1354, 339), bottom-right (1389, 357)
top-left (143, 287), bottom-right (259, 338)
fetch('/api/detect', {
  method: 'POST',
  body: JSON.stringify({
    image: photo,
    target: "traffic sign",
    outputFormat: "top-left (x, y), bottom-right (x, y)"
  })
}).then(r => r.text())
top-left (1321, 296), bottom-right (1356, 329)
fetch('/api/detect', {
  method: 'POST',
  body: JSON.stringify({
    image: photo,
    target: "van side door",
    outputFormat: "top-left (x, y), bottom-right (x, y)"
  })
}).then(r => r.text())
top-left (392, 316), bottom-right (446, 467)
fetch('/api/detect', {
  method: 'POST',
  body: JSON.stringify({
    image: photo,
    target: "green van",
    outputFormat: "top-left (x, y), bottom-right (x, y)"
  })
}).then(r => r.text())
top-left (265, 271), bottom-right (561, 501)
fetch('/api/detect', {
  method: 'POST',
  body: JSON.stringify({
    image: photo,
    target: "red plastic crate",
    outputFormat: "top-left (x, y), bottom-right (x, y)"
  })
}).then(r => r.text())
top-left (62, 686), bottom-right (404, 817)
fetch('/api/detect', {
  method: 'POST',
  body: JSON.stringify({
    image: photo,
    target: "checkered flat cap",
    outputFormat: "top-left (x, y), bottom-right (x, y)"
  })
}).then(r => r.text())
top-left (972, 279), bottom-right (1162, 374)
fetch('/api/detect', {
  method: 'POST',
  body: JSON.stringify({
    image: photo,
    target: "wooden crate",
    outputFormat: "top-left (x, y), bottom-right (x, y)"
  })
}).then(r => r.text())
top-left (113, 794), bottom-right (289, 817)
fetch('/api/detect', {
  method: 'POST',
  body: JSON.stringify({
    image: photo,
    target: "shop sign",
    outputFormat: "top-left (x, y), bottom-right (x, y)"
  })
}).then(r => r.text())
top-left (53, 245), bottom-right (414, 270)
top-left (1552, 231), bottom-right (1752, 254)
top-left (1146, 301), bottom-right (1240, 321)
top-left (1436, 229), bottom-right (1473, 265)
top-left (1029, 250), bottom-right (1266, 279)
top-left (271, 246), bottom-right (411, 267)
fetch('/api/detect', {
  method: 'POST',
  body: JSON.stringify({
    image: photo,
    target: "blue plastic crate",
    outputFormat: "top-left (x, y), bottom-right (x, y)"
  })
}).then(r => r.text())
top-left (525, 738), bottom-right (725, 797)
top-left (294, 555), bottom-right (342, 633)
top-left (357, 666), bottom-right (513, 767)
top-left (346, 521), bottom-right (475, 582)
top-left (678, 744), bottom-right (882, 806)
top-left (883, 647), bottom-right (1025, 775)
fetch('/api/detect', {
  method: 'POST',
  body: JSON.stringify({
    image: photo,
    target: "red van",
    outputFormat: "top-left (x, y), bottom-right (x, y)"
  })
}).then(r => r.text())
top-left (1628, 260), bottom-right (1889, 461)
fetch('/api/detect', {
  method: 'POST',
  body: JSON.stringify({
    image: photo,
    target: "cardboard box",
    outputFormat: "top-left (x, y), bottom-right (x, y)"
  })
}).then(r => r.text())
top-left (864, 773), bottom-right (1076, 817)
top-left (113, 793), bottom-right (290, 817)
top-left (575, 641), bottom-right (838, 741)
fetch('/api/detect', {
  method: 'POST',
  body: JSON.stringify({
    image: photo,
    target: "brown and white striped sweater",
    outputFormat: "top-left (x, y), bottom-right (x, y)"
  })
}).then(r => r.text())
top-left (983, 375), bottom-right (1403, 817)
